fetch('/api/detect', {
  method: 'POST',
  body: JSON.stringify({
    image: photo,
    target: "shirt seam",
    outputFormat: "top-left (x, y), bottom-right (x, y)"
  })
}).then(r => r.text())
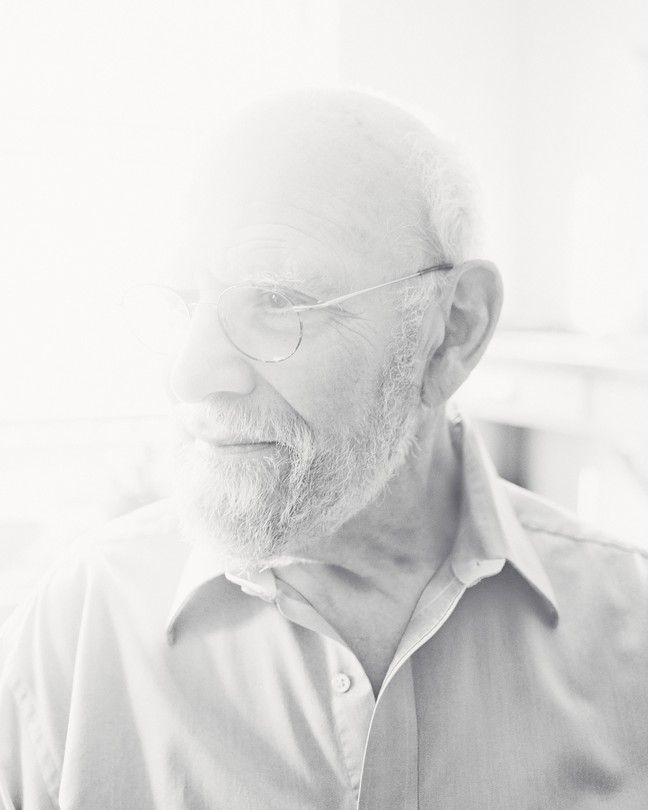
top-left (5, 672), bottom-right (61, 810)
top-left (331, 707), bottom-right (364, 804)
top-left (520, 521), bottom-right (648, 558)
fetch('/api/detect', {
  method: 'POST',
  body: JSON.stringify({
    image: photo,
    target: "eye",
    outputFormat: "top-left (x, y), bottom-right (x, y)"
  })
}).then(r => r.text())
top-left (250, 288), bottom-right (295, 316)
top-left (266, 291), bottom-right (291, 309)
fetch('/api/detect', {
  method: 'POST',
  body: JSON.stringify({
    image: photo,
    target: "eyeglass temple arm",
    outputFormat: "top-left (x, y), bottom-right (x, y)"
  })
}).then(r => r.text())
top-left (293, 263), bottom-right (453, 312)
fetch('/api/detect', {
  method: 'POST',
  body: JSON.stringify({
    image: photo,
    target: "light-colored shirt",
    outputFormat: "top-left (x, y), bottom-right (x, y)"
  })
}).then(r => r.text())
top-left (1, 412), bottom-right (648, 809)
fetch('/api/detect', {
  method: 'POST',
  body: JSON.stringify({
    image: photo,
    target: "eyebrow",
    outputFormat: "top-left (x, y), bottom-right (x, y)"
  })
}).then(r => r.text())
top-left (217, 267), bottom-right (341, 302)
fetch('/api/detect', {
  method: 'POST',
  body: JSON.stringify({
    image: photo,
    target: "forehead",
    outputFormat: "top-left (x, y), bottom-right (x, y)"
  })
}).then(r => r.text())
top-left (188, 104), bottom-right (422, 292)
top-left (194, 201), bottom-right (370, 299)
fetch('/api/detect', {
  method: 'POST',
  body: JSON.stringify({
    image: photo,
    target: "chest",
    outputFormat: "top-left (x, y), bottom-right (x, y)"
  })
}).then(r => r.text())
top-left (316, 593), bottom-right (418, 695)
top-left (58, 624), bottom-right (647, 810)
top-left (51, 571), bottom-right (648, 809)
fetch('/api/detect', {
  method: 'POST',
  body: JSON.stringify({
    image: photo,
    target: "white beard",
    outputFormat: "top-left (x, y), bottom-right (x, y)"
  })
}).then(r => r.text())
top-left (173, 320), bottom-right (424, 570)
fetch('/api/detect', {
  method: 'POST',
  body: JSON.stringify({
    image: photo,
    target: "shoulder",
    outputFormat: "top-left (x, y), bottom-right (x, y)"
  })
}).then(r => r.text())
top-left (0, 501), bottom-right (188, 804)
top-left (505, 479), bottom-right (647, 557)
top-left (0, 499), bottom-right (187, 670)
top-left (503, 480), bottom-right (648, 609)
top-left (6, 497), bottom-right (184, 606)
top-left (78, 497), bottom-right (187, 582)
top-left (78, 496), bottom-right (183, 562)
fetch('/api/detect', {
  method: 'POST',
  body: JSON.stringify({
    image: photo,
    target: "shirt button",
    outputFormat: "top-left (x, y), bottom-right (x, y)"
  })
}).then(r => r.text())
top-left (332, 673), bottom-right (352, 693)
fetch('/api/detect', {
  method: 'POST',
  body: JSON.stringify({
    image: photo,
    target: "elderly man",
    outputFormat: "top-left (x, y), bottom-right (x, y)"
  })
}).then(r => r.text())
top-left (1, 89), bottom-right (647, 809)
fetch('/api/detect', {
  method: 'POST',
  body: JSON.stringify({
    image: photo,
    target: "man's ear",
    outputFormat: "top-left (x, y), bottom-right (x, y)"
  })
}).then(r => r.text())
top-left (421, 260), bottom-right (503, 407)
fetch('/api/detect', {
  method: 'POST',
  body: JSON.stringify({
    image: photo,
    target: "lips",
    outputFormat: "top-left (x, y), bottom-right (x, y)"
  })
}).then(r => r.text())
top-left (195, 433), bottom-right (275, 446)
top-left (194, 437), bottom-right (278, 456)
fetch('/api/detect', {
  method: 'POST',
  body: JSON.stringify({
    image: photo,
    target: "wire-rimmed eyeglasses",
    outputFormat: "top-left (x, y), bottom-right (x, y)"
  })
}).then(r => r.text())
top-left (122, 262), bottom-right (453, 363)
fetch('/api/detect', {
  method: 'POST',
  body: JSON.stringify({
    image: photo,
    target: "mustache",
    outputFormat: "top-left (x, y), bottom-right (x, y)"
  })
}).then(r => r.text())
top-left (174, 397), bottom-right (313, 448)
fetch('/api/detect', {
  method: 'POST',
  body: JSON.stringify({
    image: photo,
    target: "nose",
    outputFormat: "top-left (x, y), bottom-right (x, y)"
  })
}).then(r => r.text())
top-left (168, 306), bottom-right (256, 403)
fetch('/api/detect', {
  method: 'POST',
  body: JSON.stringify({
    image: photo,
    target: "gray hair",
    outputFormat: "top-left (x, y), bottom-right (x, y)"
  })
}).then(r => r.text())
top-left (405, 132), bottom-right (479, 266)
top-left (395, 118), bottom-right (480, 323)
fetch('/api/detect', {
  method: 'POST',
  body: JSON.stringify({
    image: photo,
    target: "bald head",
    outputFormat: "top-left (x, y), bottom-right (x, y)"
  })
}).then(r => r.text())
top-left (195, 89), bottom-right (477, 284)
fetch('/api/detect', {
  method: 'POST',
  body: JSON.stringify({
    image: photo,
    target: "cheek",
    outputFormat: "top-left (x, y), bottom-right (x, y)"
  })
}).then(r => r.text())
top-left (262, 342), bottom-right (383, 432)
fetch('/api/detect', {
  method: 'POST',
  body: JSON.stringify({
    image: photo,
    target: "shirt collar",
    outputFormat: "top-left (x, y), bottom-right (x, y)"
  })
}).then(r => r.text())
top-left (166, 406), bottom-right (559, 643)
top-left (165, 545), bottom-right (279, 643)
top-left (165, 544), bottom-right (226, 643)
top-left (448, 407), bottom-right (559, 625)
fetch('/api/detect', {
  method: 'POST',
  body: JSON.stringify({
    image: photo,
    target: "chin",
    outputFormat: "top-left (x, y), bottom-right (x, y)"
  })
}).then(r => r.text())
top-left (174, 419), bottom-right (418, 569)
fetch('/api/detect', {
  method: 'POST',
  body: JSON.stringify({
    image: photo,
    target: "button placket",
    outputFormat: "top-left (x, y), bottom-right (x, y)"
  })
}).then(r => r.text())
top-left (358, 659), bottom-right (419, 810)
top-left (326, 646), bottom-right (374, 798)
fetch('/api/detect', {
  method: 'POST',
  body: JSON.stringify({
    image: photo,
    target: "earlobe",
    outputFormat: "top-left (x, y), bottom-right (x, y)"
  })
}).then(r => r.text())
top-left (420, 260), bottom-right (503, 407)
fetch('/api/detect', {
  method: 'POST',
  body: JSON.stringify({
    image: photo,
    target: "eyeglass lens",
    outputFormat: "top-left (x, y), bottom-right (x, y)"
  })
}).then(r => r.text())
top-left (122, 285), bottom-right (191, 356)
top-left (123, 285), bottom-right (303, 362)
top-left (218, 286), bottom-right (302, 362)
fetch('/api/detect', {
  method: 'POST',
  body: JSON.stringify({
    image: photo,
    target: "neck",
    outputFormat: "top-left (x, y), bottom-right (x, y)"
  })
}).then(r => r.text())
top-left (274, 406), bottom-right (460, 695)
top-left (279, 406), bottom-right (460, 585)
top-left (273, 406), bottom-right (461, 695)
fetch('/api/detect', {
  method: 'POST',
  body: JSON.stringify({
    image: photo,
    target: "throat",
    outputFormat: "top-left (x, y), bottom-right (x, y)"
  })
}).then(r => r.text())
top-left (272, 413), bottom-right (462, 694)
top-left (276, 564), bottom-right (432, 697)
top-left (340, 607), bottom-right (414, 696)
